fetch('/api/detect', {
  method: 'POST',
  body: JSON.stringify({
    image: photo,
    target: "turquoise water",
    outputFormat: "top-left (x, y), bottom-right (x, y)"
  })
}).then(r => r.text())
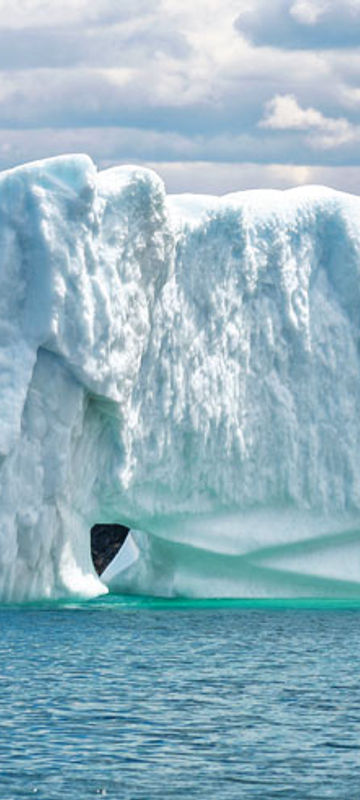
top-left (2, 598), bottom-right (360, 798)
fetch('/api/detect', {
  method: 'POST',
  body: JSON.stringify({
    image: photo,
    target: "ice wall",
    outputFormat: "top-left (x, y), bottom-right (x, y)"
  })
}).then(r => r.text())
top-left (1, 153), bottom-right (360, 601)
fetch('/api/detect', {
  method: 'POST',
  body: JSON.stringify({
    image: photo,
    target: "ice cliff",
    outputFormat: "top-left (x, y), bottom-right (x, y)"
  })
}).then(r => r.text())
top-left (1, 153), bottom-right (360, 601)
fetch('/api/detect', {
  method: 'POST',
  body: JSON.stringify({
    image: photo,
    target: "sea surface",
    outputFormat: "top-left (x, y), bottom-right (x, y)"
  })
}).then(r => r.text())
top-left (1, 597), bottom-right (360, 799)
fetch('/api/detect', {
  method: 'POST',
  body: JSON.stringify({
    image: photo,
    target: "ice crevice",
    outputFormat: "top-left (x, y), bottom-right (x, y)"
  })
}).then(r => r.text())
top-left (1, 153), bottom-right (360, 600)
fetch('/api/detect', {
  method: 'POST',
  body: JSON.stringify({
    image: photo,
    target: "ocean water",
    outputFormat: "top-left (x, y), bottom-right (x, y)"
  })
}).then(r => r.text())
top-left (1, 599), bottom-right (360, 799)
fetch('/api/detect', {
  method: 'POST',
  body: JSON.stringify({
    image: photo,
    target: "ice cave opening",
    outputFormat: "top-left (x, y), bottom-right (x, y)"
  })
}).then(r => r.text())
top-left (90, 524), bottom-right (129, 576)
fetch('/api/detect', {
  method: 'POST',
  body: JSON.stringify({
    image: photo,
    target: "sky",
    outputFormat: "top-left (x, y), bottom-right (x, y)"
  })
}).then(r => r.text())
top-left (0, 0), bottom-right (360, 194)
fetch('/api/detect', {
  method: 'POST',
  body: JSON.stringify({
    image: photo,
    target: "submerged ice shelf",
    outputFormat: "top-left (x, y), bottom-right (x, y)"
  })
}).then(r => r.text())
top-left (1, 153), bottom-right (360, 601)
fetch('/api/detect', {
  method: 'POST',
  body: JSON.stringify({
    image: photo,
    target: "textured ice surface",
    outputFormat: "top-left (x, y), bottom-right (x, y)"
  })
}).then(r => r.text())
top-left (1, 154), bottom-right (360, 600)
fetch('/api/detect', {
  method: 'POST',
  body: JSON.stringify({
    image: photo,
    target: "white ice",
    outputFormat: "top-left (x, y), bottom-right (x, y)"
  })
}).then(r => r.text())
top-left (1, 154), bottom-right (360, 600)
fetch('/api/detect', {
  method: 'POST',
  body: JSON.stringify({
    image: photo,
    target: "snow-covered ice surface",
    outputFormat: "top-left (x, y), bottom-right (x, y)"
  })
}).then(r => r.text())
top-left (1, 154), bottom-right (360, 601)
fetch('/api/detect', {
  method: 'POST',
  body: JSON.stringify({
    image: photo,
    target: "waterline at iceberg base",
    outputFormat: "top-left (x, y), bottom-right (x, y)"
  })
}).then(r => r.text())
top-left (1, 153), bottom-right (360, 602)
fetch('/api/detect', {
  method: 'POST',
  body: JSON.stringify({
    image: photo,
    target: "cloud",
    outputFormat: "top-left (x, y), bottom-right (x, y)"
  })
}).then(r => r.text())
top-left (0, 125), bottom-right (299, 168)
top-left (149, 161), bottom-right (360, 196)
top-left (236, 0), bottom-right (360, 49)
top-left (260, 94), bottom-right (358, 148)
top-left (289, 1), bottom-right (327, 25)
top-left (0, 0), bottom-right (153, 29)
top-left (1, 127), bottom-right (359, 197)
top-left (0, 1), bottom-right (359, 191)
top-left (0, 24), bottom-right (190, 70)
top-left (2, 118), bottom-right (360, 182)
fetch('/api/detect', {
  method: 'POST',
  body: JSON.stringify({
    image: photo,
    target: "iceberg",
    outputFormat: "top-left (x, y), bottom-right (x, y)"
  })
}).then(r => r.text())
top-left (1, 153), bottom-right (360, 601)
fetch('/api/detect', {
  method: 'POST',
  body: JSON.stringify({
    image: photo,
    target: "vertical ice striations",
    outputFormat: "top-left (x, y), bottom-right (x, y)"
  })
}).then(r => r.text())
top-left (0, 155), bottom-right (173, 600)
top-left (1, 154), bottom-right (360, 600)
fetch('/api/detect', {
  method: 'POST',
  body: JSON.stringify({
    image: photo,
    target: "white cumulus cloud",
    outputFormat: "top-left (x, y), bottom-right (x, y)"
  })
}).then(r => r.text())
top-left (260, 94), bottom-right (358, 148)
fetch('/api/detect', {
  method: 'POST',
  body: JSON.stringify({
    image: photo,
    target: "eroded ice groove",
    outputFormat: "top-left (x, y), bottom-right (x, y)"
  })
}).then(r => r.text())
top-left (1, 154), bottom-right (360, 600)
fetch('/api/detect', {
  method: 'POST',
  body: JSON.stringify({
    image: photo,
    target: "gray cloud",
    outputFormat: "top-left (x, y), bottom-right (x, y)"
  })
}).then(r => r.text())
top-left (0, 0), bottom-right (154, 29)
top-left (0, 23), bottom-right (190, 70)
top-left (1, 122), bottom-right (360, 177)
top-left (235, 0), bottom-right (360, 50)
top-left (0, 51), bottom-right (345, 138)
top-left (1, 126), bottom-right (359, 195)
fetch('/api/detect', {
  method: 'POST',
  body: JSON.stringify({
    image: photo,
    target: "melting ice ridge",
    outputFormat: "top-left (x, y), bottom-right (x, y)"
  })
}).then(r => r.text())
top-left (1, 153), bottom-right (360, 601)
